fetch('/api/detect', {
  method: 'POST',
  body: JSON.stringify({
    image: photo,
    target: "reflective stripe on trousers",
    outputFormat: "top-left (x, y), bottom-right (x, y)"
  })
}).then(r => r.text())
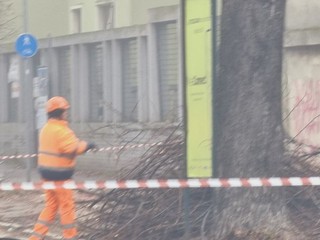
top-left (29, 185), bottom-right (77, 240)
top-left (29, 219), bottom-right (51, 240)
top-left (62, 221), bottom-right (77, 239)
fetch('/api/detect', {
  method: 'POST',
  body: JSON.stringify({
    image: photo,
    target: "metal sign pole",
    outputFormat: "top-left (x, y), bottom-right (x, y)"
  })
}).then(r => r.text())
top-left (24, 0), bottom-right (31, 182)
top-left (25, 60), bottom-right (36, 181)
top-left (22, 0), bottom-right (37, 181)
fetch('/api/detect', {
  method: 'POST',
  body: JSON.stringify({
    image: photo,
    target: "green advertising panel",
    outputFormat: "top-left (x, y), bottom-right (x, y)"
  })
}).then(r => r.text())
top-left (185, 0), bottom-right (213, 177)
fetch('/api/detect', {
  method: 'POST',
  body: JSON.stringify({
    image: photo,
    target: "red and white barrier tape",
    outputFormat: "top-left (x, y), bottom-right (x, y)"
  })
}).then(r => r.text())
top-left (0, 177), bottom-right (319, 191)
top-left (0, 141), bottom-right (182, 161)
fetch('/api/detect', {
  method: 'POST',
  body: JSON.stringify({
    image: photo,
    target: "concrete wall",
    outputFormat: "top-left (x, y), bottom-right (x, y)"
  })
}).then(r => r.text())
top-left (8, 0), bottom-right (69, 40)
top-left (285, 0), bottom-right (320, 31)
top-left (114, 0), bottom-right (133, 28)
top-left (283, 47), bottom-right (320, 146)
top-left (283, 0), bottom-right (320, 147)
top-left (131, 0), bottom-right (179, 26)
top-left (28, 0), bottom-right (69, 38)
top-left (0, 124), bottom-right (26, 156)
top-left (68, 0), bottom-right (99, 32)
top-left (67, 0), bottom-right (179, 31)
top-left (2, 0), bottom-right (178, 42)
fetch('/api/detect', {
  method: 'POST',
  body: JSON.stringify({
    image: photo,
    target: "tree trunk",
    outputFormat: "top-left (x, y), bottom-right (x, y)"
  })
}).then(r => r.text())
top-left (213, 0), bottom-right (302, 238)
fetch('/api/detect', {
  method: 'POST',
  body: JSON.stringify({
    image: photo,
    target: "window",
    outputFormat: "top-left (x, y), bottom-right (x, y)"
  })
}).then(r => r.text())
top-left (97, 3), bottom-right (114, 30)
top-left (70, 7), bottom-right (82, 33)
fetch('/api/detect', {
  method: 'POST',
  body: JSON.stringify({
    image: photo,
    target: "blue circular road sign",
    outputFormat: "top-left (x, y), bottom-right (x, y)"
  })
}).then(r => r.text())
top-left (15, 33), bottom-right (38, 58)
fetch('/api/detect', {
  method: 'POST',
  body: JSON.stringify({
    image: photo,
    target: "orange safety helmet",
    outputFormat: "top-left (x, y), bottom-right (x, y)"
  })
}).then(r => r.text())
top-left (46, 96), bottom-right (70, 113)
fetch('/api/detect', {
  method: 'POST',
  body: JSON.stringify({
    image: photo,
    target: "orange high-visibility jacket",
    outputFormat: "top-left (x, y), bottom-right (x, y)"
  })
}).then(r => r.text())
top-left (38, 119), bottom-right (88, 180)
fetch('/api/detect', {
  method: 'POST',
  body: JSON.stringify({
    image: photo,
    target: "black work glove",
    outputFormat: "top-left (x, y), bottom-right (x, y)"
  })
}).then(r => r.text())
top-left (86, 142), bottom-right (98, 152)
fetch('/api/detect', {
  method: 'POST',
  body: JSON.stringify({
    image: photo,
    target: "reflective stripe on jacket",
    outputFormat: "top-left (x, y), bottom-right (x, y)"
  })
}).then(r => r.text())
top-left (38, 119), bottom-right (88, 179)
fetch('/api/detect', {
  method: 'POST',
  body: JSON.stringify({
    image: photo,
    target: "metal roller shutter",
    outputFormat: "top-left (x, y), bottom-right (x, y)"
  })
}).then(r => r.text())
top-left (88, 43), bottom-right (104, 122)
top-left (57, 47), bottom-right (71, 101)
top-left (7, 54), bottom-right (19, 122)
top-left (157, 21), bottom-right (178, 122)
top-left (122, 38), bottom-right (138, 122)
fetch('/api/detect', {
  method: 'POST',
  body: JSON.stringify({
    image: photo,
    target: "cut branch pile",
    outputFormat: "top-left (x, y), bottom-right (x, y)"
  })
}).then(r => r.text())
top-left (76, 129), bottom-right (215, 240)
top-left (75, 131), bottom-right (320, 240)
top-left (284, 137), bottom-right (320, 239)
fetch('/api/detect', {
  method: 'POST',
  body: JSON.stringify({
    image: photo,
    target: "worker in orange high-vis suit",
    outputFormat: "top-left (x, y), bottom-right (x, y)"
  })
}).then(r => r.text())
top-left (29, 96), bottom-right (97, 240)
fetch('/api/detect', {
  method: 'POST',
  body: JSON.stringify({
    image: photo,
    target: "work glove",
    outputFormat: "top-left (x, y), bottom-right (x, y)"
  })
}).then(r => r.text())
top-left (86, 142), bottom-right (98, 152)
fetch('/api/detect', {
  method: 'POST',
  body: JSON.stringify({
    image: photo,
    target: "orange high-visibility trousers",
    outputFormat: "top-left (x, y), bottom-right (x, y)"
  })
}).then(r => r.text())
top-left (29, 186), bottom-right (77, 240)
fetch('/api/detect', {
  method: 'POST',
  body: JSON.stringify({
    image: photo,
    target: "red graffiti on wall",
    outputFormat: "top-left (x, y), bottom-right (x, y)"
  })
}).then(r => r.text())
top-left (292, 80), bottom-right (320, 145)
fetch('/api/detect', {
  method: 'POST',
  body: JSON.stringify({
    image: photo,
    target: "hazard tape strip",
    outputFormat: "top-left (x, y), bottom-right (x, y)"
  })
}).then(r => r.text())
top-left (0, 141), bottom-right (182, 160)
top-left (0, 153), bottom-right (38, 160)
top-left (0, 177), bottom-right (319, 191)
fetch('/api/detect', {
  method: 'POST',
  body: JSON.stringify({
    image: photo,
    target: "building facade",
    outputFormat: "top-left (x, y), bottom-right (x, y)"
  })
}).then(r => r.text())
top-left (1, 0), bottom-right (179, 41)
top-left (1, 0), bottom-right (320, 177)
top-left (0, 0), bottom-right (181, 173)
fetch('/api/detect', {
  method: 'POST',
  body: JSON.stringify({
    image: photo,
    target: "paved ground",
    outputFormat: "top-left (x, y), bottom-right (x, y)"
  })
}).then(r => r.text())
top-left (0, 187), bottom-right (101, 239)
top-left (0, 190), bottom-right (42, 239)
top-left (0, 159), bottom-right (113, 239)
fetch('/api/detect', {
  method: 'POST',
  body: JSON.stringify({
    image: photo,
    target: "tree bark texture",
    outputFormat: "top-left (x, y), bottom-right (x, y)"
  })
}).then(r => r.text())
top-left (212, 0), bottom-right (303, 239)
